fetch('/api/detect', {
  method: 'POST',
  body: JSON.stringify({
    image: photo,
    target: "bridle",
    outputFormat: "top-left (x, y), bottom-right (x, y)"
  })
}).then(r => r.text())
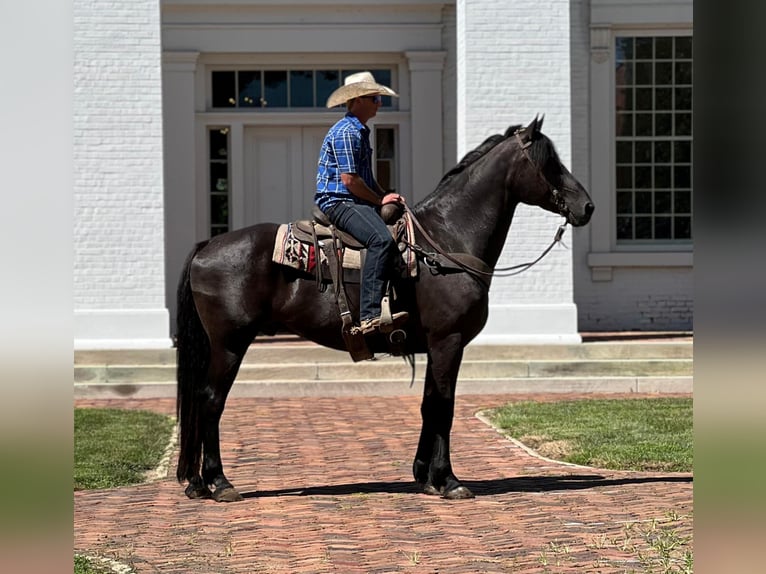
top-left (402, 129), bottom-right (569, 285)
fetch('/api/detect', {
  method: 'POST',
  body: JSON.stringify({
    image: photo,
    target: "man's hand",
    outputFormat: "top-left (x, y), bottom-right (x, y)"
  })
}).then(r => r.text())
top-left (381, 193), bottom-right (405, 206)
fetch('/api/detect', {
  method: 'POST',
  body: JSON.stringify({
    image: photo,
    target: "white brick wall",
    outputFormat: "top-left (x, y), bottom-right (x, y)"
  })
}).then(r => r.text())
top-left (457, 0), bottom-right (578, 342)
top-left (578, 268), bottom-right (693, 330)
top-left (74, 0), bottom-right (169, 347)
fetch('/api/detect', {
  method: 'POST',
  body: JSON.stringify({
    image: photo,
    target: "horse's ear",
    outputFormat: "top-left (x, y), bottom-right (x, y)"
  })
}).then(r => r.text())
top-left (521, 115), bottom-right (545, 143)
top-left (537, 114), bottom-right (545, 131)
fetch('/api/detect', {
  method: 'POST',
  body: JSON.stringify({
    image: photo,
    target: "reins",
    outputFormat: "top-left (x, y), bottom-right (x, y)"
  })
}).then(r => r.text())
top-left (402, 203), bottom-right (568, 284)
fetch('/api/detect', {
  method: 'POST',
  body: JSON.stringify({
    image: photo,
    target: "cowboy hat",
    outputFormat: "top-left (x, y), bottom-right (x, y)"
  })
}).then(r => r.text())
top-left (325, 71), bottom-right (399, 108)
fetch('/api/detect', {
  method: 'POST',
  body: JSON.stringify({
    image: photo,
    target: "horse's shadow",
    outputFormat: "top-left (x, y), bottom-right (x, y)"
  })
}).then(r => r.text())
top-left (241, 474), bottom-right (692, 499)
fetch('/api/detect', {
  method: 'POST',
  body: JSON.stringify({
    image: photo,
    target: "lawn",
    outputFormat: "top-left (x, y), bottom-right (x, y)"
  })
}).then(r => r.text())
top-left (74, 407), bottom-right (175, 490)
top-left (487, 397), bottom-right (692, 472)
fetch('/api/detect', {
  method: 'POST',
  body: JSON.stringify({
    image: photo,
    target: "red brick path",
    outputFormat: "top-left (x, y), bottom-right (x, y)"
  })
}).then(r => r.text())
top-left (74, 394), bottom-right (692, 573)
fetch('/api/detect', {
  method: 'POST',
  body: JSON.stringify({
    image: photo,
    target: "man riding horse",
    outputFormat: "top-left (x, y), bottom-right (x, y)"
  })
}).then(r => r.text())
top-left (315, 71), bottom-right (408, 335)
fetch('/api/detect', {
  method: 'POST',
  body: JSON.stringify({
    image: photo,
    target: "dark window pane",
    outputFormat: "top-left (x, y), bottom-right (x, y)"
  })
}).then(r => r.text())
top-left (636, 191), bottom-right (652, 212)
top-left (210, 194), bottom-right (229, 226)
top-left (674, 191), bottom-right (691, 213)
top-left (635, 216), bottom-right (653, 239)
top-left (635, 141), bottom-right (652, 164)
top-left (655, 62), bottom-right (673, 85)
top-left (616, 165), bottom-right (633, 189)
top-left (636, 166), bottom-right (652, 189)
top-left (209, 129), bottom-right (228, 160)
top-left (655, 216), bottom-right (672, 239)
top-left (674, 165), bottom-right (691, 188)
top-left (617, 216), bottom-right (633, 239)
top-left (616, 37), bottom-right (634, 61)
top-left (263, 71), bottom-right (288, 107)
top-left (371, 69), bottom-right (393, 107)
top-left (636, 113), bottom-right (653, 136)
top-left (675, 61), bottom-right (692, 84)
top-left (655, 87), bottom-right (672, 110)
top-left (636, 88), bottom-right (653, 110)
top-left (290, 70), bottom-right (314, 107)
top-left (210, 163), bottom-right (228, 192)
top-left (675, 113), bottom-right (692, 136)
top-left (674, 141), bottom-right (691, 163)
top-left (376, 160), bottom-right (392, 190)
top-left (376, 128), bottom-right (395, 159)
top-left (655, 192), bottom-right (672, 214)
top-left (655, 166), bottom-right (671, 188)
top-left (238, 71), bottom-right (261, 107)
top-left (316, 70), bottom-right (340, 107)
top-left (616, 113), bottom-right (633, 137)
top-left (212, 71), bottom-right (236, 108)
top-left (654, 141), bottom-right (671, 163)
top-left (655, 37), bottom-right (673, 59)
top-left (623, 87), bottom-right (634, 109)
top-left (636, 62), bottom-right (653, 85)
top-left (675, 216), bottom-right (692, 239)
top-left (636, 37), bottom-right (653, 59)
top-left (655, 113), bottom-right (672, 136)
top-left (211, 226), bottom-right (228, 237)
top-left (675, 36), bottom-right (693, 59)
top-left (675, 87), bottom-right (692, 110)
top-left (616, 141), bottom-right (633, 164)
top-left (615, 86), bottom-right (630, 112)
top-left (617, 63), bottom-right (633, 87)
top-left (617, 191), bottom-right (633, 214)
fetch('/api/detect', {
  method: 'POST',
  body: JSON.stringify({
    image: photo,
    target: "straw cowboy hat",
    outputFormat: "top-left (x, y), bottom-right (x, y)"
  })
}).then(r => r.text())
top-left (326, 71), bottom-right (399, 108)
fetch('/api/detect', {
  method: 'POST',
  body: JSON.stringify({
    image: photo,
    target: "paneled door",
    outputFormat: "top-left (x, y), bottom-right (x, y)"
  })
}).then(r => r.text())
top-left (244, 126), bottom-right (327, 225)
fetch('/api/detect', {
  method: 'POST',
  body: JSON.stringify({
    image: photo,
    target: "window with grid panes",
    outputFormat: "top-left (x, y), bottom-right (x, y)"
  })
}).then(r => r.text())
top-left (209, 128), bottom-right (230, 237)
top-left (614, 35), bottom-right (692, 243)
top-left (211, 68), bottom-right (395, 109)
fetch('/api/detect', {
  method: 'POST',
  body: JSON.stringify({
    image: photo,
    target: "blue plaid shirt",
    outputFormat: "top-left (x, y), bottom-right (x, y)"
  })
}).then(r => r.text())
top-left (315, 113), bottom-right (376, 212)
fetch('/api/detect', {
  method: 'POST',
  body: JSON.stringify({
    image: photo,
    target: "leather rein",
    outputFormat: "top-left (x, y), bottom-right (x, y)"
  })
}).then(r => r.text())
top-left (401, 128), bottom-right (569, 286)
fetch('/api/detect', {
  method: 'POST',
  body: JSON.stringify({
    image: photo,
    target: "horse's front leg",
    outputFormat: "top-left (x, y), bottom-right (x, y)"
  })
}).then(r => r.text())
top-left (413, 333), bottom-right (474, 499)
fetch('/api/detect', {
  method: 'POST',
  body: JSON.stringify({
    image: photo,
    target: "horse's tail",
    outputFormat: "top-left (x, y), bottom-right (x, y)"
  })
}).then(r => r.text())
top-left (175, 240), bottom-right (210, 483)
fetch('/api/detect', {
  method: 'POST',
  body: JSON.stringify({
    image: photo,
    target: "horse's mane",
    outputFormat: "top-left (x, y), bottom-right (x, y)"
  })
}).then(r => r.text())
top-left (416, 124), bottom-right (555, 211)
top-left (434, 125), bottom-right (531, 188)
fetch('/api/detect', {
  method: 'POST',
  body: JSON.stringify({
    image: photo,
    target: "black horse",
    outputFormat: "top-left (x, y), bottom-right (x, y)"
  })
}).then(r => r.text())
top-left (175, 116), bottom-right (594, 502)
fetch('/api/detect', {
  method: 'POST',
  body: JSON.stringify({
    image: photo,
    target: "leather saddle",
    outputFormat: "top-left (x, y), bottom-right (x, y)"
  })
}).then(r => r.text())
top-left (292, 205), bottom-right (365, 250)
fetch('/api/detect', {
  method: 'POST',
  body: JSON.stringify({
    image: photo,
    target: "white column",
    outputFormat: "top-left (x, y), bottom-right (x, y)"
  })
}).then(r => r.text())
top-left (74, 0), bottom-right (171, 349)
top-left (405, 51), bottom-right (446, 203)
top-left (457, 0), bottom-right (580, 344)
top-left (162, 51), bottom-right (200, 332)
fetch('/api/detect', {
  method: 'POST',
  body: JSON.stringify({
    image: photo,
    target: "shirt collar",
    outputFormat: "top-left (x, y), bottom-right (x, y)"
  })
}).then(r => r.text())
top-left (344, 112), bottom-right (369, 135)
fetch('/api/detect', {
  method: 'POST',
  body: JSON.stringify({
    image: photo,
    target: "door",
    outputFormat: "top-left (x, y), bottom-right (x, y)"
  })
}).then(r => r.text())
top-left (244, 126), bottom-right (327, 225)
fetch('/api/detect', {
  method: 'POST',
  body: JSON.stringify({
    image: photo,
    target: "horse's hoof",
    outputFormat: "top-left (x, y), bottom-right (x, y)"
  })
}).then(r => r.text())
top-left (212, 487), bottom-right (244, 503)
top-left (442, 485), bottom-right (475, 500)
top-left (185, 483), bottom-right (212, 499)
top-left (421, 483), bottom-right (444, 496)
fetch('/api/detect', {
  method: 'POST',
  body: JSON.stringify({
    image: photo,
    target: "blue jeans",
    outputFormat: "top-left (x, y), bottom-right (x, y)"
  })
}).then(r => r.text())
top-left (325, 201), bottom-right (399, 322)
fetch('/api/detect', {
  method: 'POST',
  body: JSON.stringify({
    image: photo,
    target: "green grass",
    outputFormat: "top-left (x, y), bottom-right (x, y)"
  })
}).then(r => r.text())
top-left (74, 407), bottom-right (175, 490)
top-left (74, 555), bottom-right (111, 574)
top-left (488, 398), bottom-right (692, 472)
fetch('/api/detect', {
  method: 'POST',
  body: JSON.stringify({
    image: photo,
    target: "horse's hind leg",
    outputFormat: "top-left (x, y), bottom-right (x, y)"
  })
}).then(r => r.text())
top-left (200, 342), bottom-right (248, 502)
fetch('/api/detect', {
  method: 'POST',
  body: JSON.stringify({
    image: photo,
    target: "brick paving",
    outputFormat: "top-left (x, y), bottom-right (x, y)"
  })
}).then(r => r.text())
top-left (74, 393), bottom-right (693, 573)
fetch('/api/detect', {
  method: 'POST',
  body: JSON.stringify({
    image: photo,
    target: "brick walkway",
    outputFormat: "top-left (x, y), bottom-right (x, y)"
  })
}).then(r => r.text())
top-left (74, 393), bottom-right (692, 573)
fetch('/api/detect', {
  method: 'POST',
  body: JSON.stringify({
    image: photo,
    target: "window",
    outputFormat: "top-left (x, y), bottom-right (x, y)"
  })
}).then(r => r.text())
top-left (614, 35), bottom-right (692, 243)
top-left (211, 68), bottom-right (395, 109)
top-left (209, 128), bottom-right (229, 237)
top-left (375, 127), bottom-right (398, 192)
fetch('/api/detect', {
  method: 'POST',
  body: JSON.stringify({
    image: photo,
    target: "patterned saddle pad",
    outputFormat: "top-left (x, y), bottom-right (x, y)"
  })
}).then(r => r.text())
top-left (272, 215), bottom-right (417, 278)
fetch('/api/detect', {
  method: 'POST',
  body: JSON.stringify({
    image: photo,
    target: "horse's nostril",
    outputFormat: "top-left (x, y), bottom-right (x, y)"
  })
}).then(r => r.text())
top-left (585, 202), bottom-right (595, 215)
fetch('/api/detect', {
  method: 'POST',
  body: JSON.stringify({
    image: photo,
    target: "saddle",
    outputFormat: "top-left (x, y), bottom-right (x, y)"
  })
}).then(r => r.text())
top-left (273, 205), bottom-right (414, 362)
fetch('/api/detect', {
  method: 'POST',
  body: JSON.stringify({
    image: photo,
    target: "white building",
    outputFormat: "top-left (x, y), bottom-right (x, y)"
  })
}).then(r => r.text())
top-left (73, 0), bottom-right (693, 349)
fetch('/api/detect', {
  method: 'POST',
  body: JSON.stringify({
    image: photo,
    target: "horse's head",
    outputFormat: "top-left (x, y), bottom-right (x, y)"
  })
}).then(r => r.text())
top-left (507, 116), bottom-right (594, 227)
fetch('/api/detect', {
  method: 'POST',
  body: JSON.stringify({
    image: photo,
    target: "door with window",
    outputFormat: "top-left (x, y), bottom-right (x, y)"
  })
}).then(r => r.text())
top-left (244, 126), bottom-right (326, 225)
